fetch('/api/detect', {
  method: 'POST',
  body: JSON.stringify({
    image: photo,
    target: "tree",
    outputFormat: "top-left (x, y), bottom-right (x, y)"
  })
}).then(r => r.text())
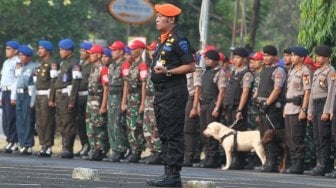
top-left (298, 0), bottom-right (336, 61)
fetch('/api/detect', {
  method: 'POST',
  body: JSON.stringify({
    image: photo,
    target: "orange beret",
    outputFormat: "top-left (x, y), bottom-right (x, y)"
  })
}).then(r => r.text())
top-left (154, 3), bottom-right (182, 17)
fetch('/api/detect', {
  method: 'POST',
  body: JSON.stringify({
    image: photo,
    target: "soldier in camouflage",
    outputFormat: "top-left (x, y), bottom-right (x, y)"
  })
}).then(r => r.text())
top-left (247, 52), bottom-right (264, 130)
top-left (120, 40), bottom-right (148, 163)
top-left (85, 45), bottom-right (109, 161)
top-left (141, 41), bottom-right (161, 164)
top-left (107, 41), bottom-right (130, 162)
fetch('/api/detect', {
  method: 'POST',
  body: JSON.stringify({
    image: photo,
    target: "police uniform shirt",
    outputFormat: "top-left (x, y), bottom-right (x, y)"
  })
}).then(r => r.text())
top-left (78, 61), bottom-right (93, 92)
top-left (308, 64), bottom-right (335, 115)
top-left (35, 57), bottom-right (56, 90)
top-left (151, 26), bottom-right (194, 83)
top-left (16, 61), bottom-right (39, 89)
top-left (284, 66), bottom-right (311, 115)
top-left (272, 66), bottom-right (287, 87)
top-left (187, 66), bottom-right (202, 96)
top-left (200, 65), bottom-right (226, 89)
top-left (0, 55), bottom-right (20, 100)
top-left (235, 66), bottom-right (254, 88)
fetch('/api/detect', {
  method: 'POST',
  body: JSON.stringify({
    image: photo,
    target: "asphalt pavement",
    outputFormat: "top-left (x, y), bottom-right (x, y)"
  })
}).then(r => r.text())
top-left (0, 152), bottom-right (336, 188)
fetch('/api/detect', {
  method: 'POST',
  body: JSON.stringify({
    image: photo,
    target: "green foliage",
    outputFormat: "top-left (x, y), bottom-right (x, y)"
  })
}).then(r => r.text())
top-left (299, 0), bottom-right (336, 61)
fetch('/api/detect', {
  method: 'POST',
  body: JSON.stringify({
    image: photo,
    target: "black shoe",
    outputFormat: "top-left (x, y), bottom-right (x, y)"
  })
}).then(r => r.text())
top-left (139, 155), bottom-right (152, 163)
top-left (120, 152), bottom-right (140, 163)
top-left (325, 170), bottom-right (336, 178)
top-left (89, 150), bottom-right (104, 161)
top-left (60, 150), bottom-right (73, 159)
top-left (183, 157), bottom-right (194, 167)
top-left (39, 146), bottom-right (52, 157)
top-left (259, 162), bottom-right (278, 173)
top-left (20, 147), bottom-right (32, 155)
top-left (283, 160), bottom-right (303, 174)
top-left (109, 152), bottom-right (125, 162)
top-left (199, 157), bottom-right (220, 168)
top-left (146, 153), bottom-right (161, 165)
top-left (303, 164), bottom-right (327, 176)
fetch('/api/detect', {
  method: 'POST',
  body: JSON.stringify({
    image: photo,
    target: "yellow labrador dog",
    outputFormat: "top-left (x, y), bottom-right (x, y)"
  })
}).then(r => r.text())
top-left (203, 122), bottom-right (266, 170)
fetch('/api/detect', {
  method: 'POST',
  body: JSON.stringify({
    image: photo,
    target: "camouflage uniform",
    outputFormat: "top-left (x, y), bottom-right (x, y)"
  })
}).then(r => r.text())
top-left (86, 62), bottom-right (109, 160)
top-left (107, 59), bottom-right (129, 161)
top-left (247, 71), bottom-right (261, 129)
top-left (143, 71), bottom-right (161, 155)
top-left (122, 59), bottom-right (146, 159)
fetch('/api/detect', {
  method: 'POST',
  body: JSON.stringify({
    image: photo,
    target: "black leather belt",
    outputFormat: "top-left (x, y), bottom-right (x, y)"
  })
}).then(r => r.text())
top-left (153, 79), bottom-right (184, 91)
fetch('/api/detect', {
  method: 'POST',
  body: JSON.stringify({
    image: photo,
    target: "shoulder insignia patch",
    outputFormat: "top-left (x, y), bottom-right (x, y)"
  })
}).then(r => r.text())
top-left (178, 40), bottom-right (189, 53)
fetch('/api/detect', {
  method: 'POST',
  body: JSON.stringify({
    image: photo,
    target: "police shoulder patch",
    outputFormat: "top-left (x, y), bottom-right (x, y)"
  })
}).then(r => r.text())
top-left (178, 40), bottom-right (189, 53)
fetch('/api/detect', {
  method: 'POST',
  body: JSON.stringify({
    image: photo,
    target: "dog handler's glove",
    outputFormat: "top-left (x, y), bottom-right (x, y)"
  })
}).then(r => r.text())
top-left (260, 102), bottom-right (270, 114)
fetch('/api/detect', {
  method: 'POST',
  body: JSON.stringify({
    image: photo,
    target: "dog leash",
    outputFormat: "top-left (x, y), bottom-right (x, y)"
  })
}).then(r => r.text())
top-left (265, 113), bottom-right (276, 129)
top-left (229, 119), bottom-right (241, 129)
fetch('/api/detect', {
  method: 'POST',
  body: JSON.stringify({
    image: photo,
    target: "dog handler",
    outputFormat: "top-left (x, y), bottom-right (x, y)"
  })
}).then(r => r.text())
top-left (283, 46), bottom-right (311, 174)
top-left (146, 3), bottom-right (195, 187)
top-left (257, 45), bottom-right (287, 172)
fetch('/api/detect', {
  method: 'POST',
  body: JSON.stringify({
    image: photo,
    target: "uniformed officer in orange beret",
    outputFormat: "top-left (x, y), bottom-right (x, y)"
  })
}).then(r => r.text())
top-left (146, 3), bottom-right (196, 187)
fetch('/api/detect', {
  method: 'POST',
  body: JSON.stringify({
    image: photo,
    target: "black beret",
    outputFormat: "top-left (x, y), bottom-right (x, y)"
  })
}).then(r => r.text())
top-left (204, 50), bottom-right (220, 61)
top-left (232, 47), bottom-right (249, 58)
top-left (283, 48), bottom-right (291, 54)
top-left (263, 45), bottom-right (278, 56)
top-left (290, 46), bottom-right (308, 57)
top-left (315, 45), bottom-right (332, 57)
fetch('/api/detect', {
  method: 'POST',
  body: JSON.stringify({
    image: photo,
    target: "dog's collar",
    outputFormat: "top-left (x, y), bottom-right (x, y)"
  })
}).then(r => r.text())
top-left (220, 131), bottom-right (237, 143)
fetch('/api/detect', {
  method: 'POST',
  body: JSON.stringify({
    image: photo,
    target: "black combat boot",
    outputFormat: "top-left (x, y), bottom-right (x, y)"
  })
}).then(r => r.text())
top-left (146, 152), bottom-right (161, 165)
top-left (303, 162), bottom-right (328, 176)
top-left (199, 157), bottom-right (220, 168)
top-left (120, 151), bottom-right (141, 163)
top-left (182, 154), bottom-right (194, 167)
top-left (75, 144), bottom-right (90, 157)
top-left (109, 151), bottom-right (125, 162)
top-left (89, 149), bottom-right (104, 161)
top-left (146, 166), bottom-right (182, 187)
top-left (284, 159), bottom-right (304, 174)
top-left (259, 161), bottom-right (278, 173)
top-left (60, 136), bottom-right (75, 159)
top-left (325, 169), bottom-right (336, 178)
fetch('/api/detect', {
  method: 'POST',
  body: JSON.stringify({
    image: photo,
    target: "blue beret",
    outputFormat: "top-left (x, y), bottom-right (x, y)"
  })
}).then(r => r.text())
top-left (124, 47), bottom-right (131, 55)
top-left (103, 48), bottom-right (112, 57)
top-left (291, 46), bottom-right (308, 57)
top-left (18, 45), bottom-right (33, 56)
top-left (38, 40), bottom-right (53, 51)
top-left (58, 38), bottom-right (74, 50)
top-left (80, 42), bottom-right (93, 50)
top-left (6, 40), bottom-right (20, 49)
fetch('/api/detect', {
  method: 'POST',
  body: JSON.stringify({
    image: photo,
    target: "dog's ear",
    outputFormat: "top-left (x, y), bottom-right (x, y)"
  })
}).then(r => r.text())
top-left (211, 122), bottom-right (222, 137)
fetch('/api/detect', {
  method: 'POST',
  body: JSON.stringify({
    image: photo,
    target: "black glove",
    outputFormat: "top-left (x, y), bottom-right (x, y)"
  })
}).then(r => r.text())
top-left (260, 102), bottom-right (270, 114)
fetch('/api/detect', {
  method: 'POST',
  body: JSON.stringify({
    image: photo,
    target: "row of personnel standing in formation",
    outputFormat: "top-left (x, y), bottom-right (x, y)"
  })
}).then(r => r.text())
top-left (2, 38), bottom-right (336, 179)
top-left (184, 44), bottom-right (336, 178)
top-left (0, 39), bottom-right (162, 164)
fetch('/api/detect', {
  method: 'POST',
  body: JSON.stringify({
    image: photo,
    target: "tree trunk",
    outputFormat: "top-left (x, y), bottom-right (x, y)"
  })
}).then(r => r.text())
top-left (247, 0), bottom-right (261, 51)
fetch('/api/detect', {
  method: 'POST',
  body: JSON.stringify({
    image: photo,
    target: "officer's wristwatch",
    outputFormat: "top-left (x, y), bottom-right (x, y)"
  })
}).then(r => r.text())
top-left (166, 69), bottom-right (172, 77)
top-left (301, 107), bottom-right (307, 112)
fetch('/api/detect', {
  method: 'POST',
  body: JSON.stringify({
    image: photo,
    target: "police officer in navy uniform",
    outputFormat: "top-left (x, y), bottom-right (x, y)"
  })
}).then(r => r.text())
top-left (55, 39), bottom-right (80, 159)
top-left (304, 45), bottom-right (335, 176)
top-left (222, 47), bottom-right (254, 169)
top-left (146, 3), bottom-right (195, 187)
top-left (256, 45), bottom-right (287, 172)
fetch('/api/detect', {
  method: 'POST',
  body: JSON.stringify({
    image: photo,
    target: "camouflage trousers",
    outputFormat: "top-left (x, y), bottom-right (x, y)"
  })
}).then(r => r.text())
top-left (143, 95), bottom-right (161, 153)
top-left (86, 94), bottom-right (109, 152)
top-left (247, 102), bottom-right (260, 130)
top-left (107, 94), bottom-right (129, 153)
top-left (304, 121), bottom-right (316, 167)
top-left (126, 93), bottom-right (145, 153)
